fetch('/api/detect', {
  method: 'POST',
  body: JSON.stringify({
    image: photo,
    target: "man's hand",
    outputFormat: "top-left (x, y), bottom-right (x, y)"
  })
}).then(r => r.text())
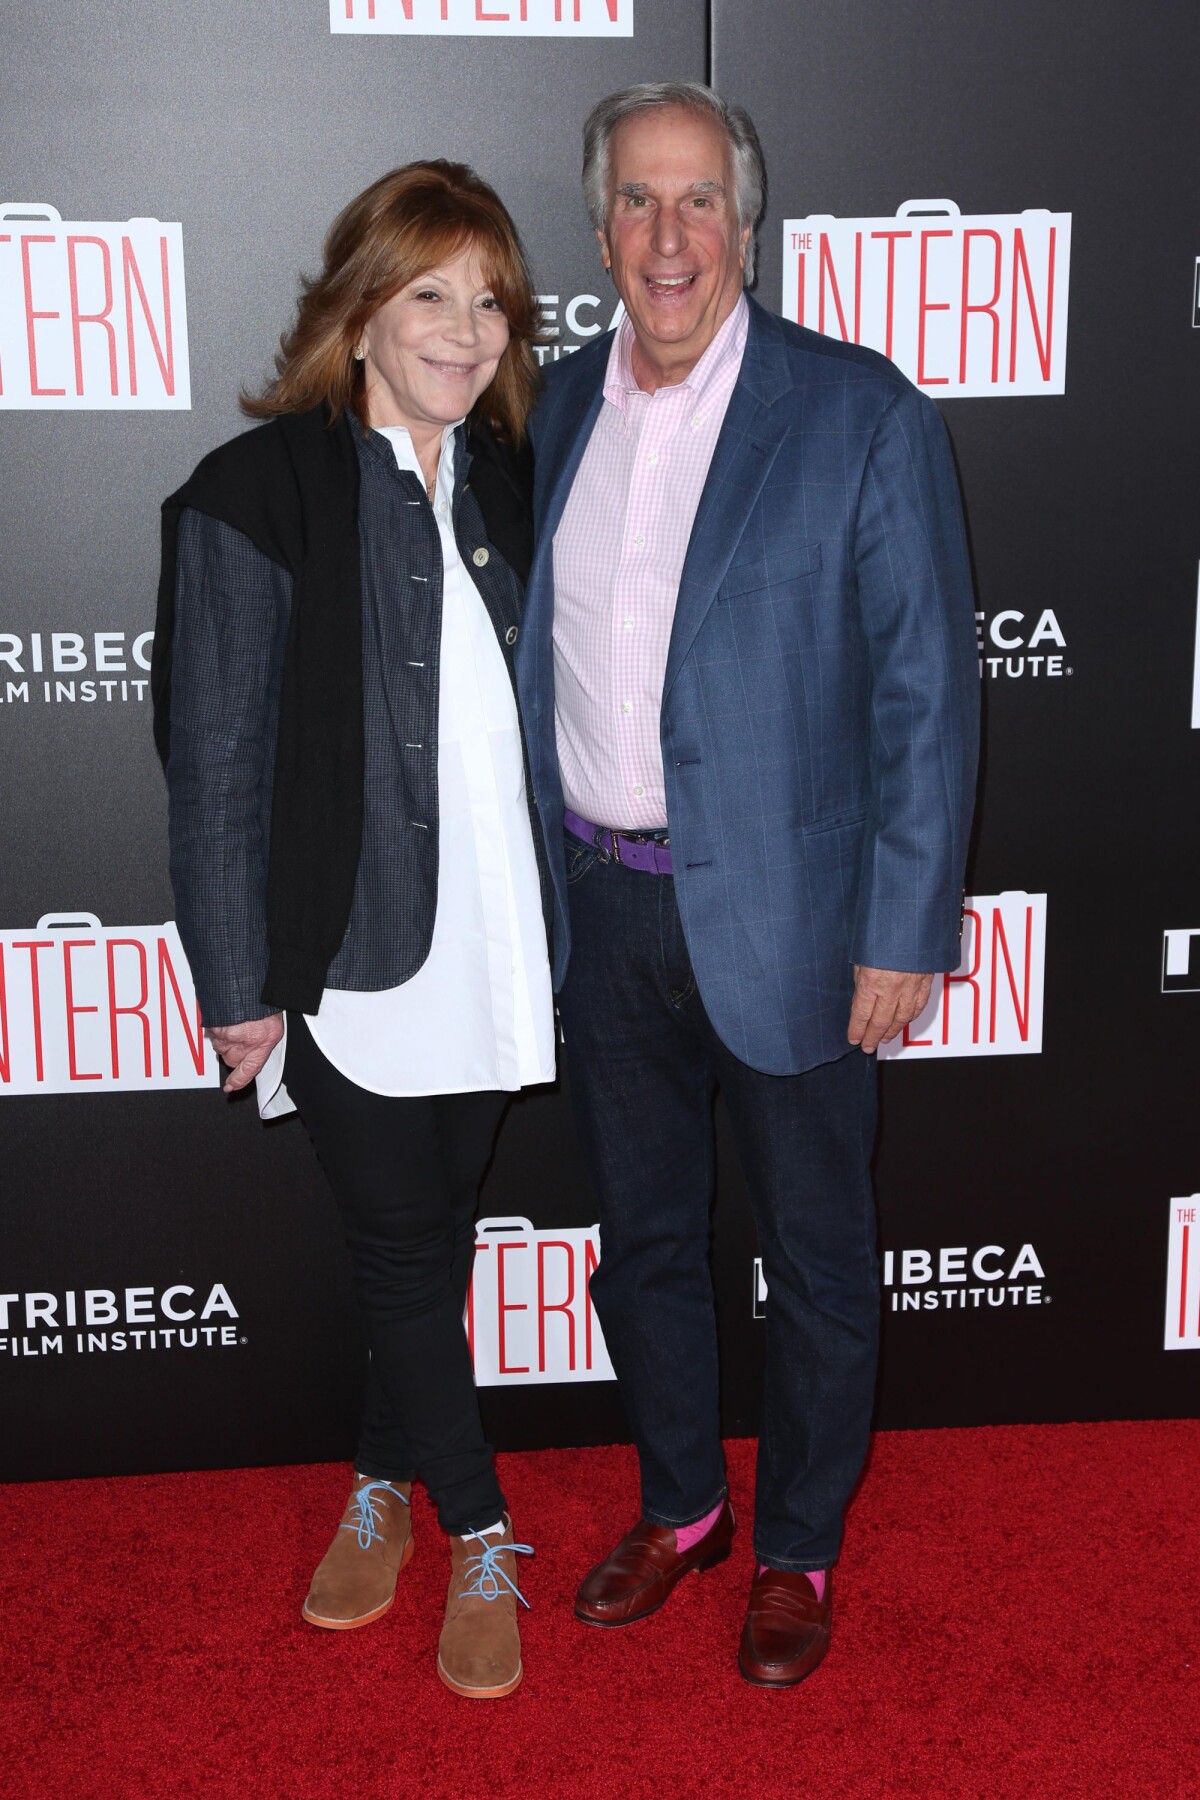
top-left (205, 1015), bottom-right (284, 1094)
top-left (847, 967), bottom-right (933, 1055)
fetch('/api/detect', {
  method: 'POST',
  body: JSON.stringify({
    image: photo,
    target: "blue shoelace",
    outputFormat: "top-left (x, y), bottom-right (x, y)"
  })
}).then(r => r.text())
top-left (458, 1529), bottom-right (534, 1608)
top-left (340, 1479), bottom-right (410, 1551)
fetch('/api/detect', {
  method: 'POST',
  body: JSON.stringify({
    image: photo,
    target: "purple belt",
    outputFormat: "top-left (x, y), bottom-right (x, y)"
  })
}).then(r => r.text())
top-left (564, 807), bottom-right (673, 875)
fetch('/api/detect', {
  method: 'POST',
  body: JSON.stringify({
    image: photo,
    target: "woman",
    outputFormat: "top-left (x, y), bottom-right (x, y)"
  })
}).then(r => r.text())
top-left (152, 163), bottom-right (553, 1700)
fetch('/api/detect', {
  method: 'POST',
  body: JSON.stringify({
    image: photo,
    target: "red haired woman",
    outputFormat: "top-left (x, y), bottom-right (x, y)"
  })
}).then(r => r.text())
top-left (153, 164), bottom-right (551, 1699)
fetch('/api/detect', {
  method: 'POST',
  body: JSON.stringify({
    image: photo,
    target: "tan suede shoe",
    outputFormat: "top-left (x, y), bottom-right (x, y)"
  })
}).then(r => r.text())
top-left (302, 1475), bottom-right (413, 1630)
top-left (437, 1517), bottom-right (532, 1699)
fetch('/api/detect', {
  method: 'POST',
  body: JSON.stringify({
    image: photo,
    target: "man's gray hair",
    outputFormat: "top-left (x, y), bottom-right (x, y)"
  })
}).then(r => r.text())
top-left (582, 81), bottom-right (766, 285)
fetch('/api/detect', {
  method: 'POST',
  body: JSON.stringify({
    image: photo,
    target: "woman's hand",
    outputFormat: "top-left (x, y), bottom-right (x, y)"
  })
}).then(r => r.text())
top-left (205, 1015), bottom-right (285, 1094)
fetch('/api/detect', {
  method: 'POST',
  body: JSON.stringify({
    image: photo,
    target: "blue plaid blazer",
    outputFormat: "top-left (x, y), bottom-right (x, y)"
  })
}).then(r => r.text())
top-left (515, 294), bottom-right (979, 1076)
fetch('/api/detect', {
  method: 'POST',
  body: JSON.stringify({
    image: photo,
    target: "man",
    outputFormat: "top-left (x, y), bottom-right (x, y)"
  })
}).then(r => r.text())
top-left (515, 82), bottom-right (978, 1686)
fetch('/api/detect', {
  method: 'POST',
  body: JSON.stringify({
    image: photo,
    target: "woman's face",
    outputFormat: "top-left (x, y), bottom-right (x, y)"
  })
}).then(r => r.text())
top-left (360, 244), bottom-right (511, 436)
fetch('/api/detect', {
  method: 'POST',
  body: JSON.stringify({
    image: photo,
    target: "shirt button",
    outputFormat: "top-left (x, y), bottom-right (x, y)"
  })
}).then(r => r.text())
top-left (690, 416), bottom-right (701, 430)
top-left (633, 533), bottom-right (646, 548)
top-left (623, 618), bottom-right (635, 631)
top-left (472, 547), bottom-right (489, 567)
top-left (647, 451), bottom-right (659, 465)
top-left (621, 701), bottom-right (633, 714)
top-left (633, 784), bottom-right (645, 797)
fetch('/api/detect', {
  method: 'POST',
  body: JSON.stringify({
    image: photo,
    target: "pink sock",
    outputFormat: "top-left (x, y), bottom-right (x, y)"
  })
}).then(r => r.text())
top-left (673, 1501), bottom-right (725, 1553)
top-left (759, 1563), bottom-right (826, 1601)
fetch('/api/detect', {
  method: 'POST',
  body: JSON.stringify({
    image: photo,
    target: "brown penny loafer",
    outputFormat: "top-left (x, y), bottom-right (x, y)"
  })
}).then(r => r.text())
top-left (738, 1567), bottom-right (831, 1686)
top-left (574, 1498), bottom-right (735, 1627)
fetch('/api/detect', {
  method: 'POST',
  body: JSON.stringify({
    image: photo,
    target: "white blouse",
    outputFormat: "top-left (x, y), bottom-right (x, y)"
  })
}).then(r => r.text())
top-left (256, 423), bottom-right (555, 1117)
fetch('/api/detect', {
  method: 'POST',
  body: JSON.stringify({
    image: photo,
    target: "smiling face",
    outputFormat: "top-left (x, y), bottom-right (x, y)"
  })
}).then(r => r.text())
top-left (598, 105), bottom-right (750, 391)
top-left (359, 243), bottom-right (510, 441)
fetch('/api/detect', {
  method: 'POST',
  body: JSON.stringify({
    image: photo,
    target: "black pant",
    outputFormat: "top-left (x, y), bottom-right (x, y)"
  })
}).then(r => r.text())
top-left (284, 1015), bottom-right (507, 1536)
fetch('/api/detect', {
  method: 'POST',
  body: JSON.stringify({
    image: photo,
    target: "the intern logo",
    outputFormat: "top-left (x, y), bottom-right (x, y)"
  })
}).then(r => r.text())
top-left (1165, 1198), bottom-right (1200, 1350)
top-left (0, 205), bottom-right (189, 409)
top-left (879, 892), bottom-right (1047, 1060)
top-left (0, 915), bottom-right (217, 1095)
top-left (332, 0), bottom-right (632, 34)
top-left (782, 199), bottom-right (1071, 396)
top-left (466, 1217), bottom-right (615, 1385)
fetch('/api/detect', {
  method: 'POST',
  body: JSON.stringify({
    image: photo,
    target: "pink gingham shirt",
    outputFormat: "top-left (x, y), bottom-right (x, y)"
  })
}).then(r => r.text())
top-left (552, 293), bottom-right (749, 830)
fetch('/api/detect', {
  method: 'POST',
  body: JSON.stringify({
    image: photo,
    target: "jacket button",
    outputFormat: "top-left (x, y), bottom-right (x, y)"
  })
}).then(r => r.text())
top-left (472, 547), bottom-right (489, 567)
top-left (505, 625), bottom-right (518, 645)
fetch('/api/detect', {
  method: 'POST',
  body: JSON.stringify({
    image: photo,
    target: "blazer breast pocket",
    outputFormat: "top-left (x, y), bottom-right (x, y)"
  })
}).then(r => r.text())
top-left (718, 541), bottom-right (823, 600)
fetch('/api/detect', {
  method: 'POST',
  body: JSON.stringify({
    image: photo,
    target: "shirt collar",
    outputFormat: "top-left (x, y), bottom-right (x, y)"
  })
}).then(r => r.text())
top-left (603, 289), bottom-right (749, 418)
top-left (368, 417), bottom-right (461, 464)
top-left (356, 417), bottom-right (470, 504)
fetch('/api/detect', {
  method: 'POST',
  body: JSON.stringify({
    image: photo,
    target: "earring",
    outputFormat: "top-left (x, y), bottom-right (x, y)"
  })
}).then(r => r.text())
top-left (353, 345), bottom-right (365, 362)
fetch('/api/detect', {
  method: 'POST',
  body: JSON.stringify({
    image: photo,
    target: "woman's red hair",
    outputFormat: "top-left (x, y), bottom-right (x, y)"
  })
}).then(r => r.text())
top-left (244, 161), bottom-right (541, 441)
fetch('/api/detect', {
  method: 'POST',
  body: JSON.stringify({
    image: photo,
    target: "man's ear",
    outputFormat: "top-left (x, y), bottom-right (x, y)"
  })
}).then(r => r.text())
top-left (738, 224), bottom-right (751, 270)
top-left (596, 227), bottom-right (611, 272)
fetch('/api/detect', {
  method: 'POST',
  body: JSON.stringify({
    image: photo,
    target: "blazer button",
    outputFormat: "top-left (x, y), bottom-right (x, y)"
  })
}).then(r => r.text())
top-left (505, 625), bottom-right (518, 645)
top-left (472, 547), bottom-right (489, 567)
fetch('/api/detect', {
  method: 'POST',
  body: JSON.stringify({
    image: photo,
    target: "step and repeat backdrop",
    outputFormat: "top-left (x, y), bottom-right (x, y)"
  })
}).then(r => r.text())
top-left (2, 1), bottom-right (1197, 1480)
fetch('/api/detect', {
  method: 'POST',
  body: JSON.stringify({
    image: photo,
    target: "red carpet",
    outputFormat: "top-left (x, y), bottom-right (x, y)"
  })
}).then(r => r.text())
top-left (2, 1422), bottom-right (1197, 1798)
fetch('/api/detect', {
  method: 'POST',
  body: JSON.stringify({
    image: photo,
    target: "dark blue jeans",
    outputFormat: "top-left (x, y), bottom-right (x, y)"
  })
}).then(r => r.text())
top-left (557, 834), bottom-right (880, 1571)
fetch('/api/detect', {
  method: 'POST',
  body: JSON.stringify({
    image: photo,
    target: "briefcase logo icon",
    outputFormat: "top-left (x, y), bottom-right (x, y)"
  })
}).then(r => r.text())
top-left (0, 205), bottom-right (190, 409)
top-left (782, 200), bottom-right (1071, 397)
top-left (1162, 929), bottom-right (1200, 994)
top-left (467, 1216), bottom-right (616, 1385)
top-left (1165, 1198), bottom-right (1200, 1350)
top-left (879, 892), bottom-right (1048, 1060)
top-left (0, 915), bottom-right (216, 1094)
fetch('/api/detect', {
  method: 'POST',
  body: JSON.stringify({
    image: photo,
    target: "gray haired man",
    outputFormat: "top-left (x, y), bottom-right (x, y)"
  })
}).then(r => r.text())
top-left (515, 82), bottom-right (978, 1685)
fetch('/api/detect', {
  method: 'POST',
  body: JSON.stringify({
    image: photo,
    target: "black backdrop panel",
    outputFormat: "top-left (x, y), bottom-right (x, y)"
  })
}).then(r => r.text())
top-left (2, 1), bottom-right (1197, 1482)
top-left (0, 0), bottom-right (701, 1481)
top-left (712, 0), bottom-right (1200, 1428)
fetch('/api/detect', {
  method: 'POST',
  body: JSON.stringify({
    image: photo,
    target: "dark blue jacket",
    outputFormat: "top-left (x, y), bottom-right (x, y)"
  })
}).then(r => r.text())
top-left (166, 422), bottom-right (540, 1026)
top-left (515, 294), bottom-right (979, 1076)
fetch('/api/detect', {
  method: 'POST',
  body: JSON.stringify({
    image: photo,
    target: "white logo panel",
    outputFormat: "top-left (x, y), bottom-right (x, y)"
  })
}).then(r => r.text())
top-left (332, 0), bottom-right (632, 34)
top-left (0, 206), bottom-right (189, 409)
top-left (756, 1245), bottom-right (1049, 1317)
top-left (782, 200), bottom-right (1071, 396)
top-left (0, 626), bottom-right (154, 708)
top-left (468, 1217), bottom-right (615, 1385)
top-left (0, 1283), bottom-right (240, 1359)
top-left (0, 915), bottom-right (216, 1094)
top-left (1162, 929), bottom-right (1200, 994)
top-left (879, 891), bottom-right (1047, 1060)
top-left (1165, 1197), bottom-right (1200, 1350)
top-left (535, 291), bottom-right (625, 364)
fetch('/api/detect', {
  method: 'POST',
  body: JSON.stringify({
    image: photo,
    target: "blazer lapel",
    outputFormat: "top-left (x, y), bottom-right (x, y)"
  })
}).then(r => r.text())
top-left (663, 300), bottom-right (795, 699)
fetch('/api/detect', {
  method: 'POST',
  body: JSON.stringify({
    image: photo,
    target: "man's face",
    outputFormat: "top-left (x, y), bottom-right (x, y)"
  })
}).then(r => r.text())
top-left (598, 105), bottom-right (750, 386)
